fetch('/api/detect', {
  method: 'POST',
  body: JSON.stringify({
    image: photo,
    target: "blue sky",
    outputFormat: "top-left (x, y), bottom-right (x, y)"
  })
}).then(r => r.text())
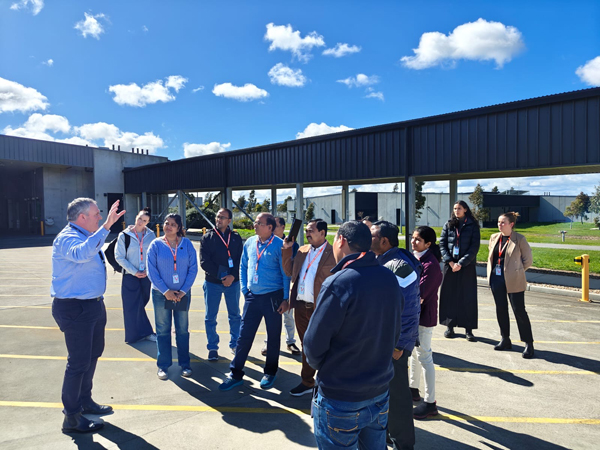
top-left (1, 0), bottom-right (600, 201)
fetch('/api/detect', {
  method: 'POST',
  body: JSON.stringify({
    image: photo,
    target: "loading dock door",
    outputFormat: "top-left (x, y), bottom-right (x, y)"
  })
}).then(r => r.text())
top-left (106, 193), bottom-right (125, 233)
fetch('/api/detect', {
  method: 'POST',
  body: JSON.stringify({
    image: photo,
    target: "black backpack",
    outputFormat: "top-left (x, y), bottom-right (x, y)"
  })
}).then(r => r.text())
top-left (104, 233), bottom-right (131, 273)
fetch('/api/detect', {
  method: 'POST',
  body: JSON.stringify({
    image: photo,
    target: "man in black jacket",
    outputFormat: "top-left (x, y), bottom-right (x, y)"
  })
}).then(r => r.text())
top-left (199, 208), bottom-right (243, 361)
top-left (304, 221), bottom-right (403, 449)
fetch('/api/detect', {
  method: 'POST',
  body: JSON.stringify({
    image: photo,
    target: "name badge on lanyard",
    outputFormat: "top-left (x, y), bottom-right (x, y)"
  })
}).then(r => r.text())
top-left (228, 257), bottom-right (234, 268)
top-left (298, 283), bottom-right (305, 295)
top-left (139, 262), bottom-right (145, 271)
top-left (173, 273), bottom-right (180, 284)
top-left (495, 265), bottom-right (502, 276)
top-left (453, 246), bottom-right (459, 257)
top-left (253, 235), bottom-right (275, 286)
top-left (164, 237), bottom-right (180, 284)
top-left (253, 273), bottom-right (259, 284)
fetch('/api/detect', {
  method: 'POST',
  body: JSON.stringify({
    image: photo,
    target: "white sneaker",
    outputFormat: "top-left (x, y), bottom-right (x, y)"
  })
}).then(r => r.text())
top-left (182, 368), bottom-right (193, 378)
top-left (145, 334), bottom-right (157, 342)
top-left (157, 368), bottom-right (168, 380)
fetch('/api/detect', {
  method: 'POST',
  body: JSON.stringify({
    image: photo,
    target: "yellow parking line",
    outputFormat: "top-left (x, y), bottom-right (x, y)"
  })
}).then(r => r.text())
top-left (429, 413), bottom-right (600, 424)
top-left (0, 354), bottom-right (301, 365)
top-left (436, 367), bottom-right (599, 375)
top-left (0, 306), bottom-right (217, 313)
top-left (431, 338), bottom-right (600, 344)
top-left (479, 319), bottom-right (600, 323)
top-left (0, 325), bottom-right (267, 335)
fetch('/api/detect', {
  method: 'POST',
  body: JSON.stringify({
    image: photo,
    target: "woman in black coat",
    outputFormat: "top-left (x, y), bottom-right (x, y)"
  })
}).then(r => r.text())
top-left (439, 200), bottom-right (481, 341)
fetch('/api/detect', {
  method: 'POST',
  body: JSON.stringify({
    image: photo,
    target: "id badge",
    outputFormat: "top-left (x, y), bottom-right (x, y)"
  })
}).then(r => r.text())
top-left (253, 273), bottom-right (259, 284)
top-left (298, 283), bottom-right (305, 295)
top-left (495, 265), bottom-right (502, 276)
top-left (452, 246), bottom-right (459, 257)
top-left (228, 258), bottom-right (234, 268)
top-left (139, 262), bottom-right (145, 271)
top-left (173, 273), bottom-right (180, 284)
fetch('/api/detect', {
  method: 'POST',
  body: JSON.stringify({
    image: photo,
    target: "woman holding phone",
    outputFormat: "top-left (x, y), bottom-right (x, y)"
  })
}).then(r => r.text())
top-left (147, 214), bottom-right (198, 380)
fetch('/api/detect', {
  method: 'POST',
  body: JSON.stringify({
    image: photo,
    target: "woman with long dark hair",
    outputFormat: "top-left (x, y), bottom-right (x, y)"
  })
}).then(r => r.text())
top-left (487, 212), bottom-right (535, 358)
top-left (115, 207), bottom-right (156, 343)
top-left (147, 214), bottom-right (198, 380)
top-left (410, 226), bottom-right (443, 419)
top-left (439, 200), bottom-right (481, 341)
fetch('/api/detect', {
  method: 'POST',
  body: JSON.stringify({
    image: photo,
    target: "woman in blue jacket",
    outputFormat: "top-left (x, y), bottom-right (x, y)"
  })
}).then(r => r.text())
top-left (147, 214), bottom-right (198, 381)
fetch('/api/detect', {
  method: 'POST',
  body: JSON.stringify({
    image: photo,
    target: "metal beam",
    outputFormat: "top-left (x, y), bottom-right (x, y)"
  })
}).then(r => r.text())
top-left (232, 200), bottom-right (254, 222)
top-left (178, 190), bottom-right (186, 229)
top-left (296, 183), bottom-right (304, 245)
top-left (341, 184), bottom-right (349, 222)
top-left (271, 187), bottom-right (277, 216)
top-left (449, 179), bottom-right (457, 217)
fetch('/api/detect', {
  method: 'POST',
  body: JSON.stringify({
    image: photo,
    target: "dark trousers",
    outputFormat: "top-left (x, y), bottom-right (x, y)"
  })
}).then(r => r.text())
top-left (121, 274), bottom-right (153, 343)
top-left (294, 301), bottom-right (316, 387)
top-left (52, 298), bottom-right (107, 416)
top-left (388, 351), bottom-right (415, 450)
top-left (490, 274), bottom-right (534, 343)
top-left (230, 290), bottom-right (283, 380)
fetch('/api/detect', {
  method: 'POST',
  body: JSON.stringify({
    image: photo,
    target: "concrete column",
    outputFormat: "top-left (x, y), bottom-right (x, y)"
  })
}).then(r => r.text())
top-left (341, 184), bottom-right (349, 222)
top-left (405, 176), bottom-right (416, 249)
top-left (178, 190), bottom-right (187, 229)
top-left (271, 187), bottom-right (277, 216)
top-left (449, 179), bottom-right (457, 217)
top-left (141, 192), bottom-right (147, 209)
top-left (296, 183), bottom-right (304, 245)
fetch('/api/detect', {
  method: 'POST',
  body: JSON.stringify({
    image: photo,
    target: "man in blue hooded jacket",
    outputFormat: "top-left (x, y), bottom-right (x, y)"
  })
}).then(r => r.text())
top-left (371, 220), bottom-right (421, 450)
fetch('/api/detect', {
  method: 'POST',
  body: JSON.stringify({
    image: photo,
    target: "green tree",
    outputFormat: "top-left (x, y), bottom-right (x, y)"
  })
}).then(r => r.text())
top-left (564, 204), bottom-right (576, 229)
top-left (305, 202), bottom-right (315, 221)
top-left (261, 197), bottom-right (271, 212)
top-left (393, 183), bottom-right (399, 193)
top-left (491, 186), bottom-right (499, 194)
top-left (247, 190), bottom-right (257, 212)
top-left (590, 184), bottom-right (600, 215)
top-left (469, 184), bottom-right (490, 223)
top-left (203, 192), bottom-right (219, 210)
top-left (233, 194), bottom-right (246, 212)
top-left (277, 195), bottom-right (292, 212)
top-left (415, 181), bottom-right (426, 220)
top-left (255, 203), bottom-right (264, 213)
top-left (566, 192), bottom-right (591, 224)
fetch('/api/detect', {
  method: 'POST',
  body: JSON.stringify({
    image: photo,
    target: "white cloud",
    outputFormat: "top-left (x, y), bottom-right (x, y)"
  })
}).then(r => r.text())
top-left (142, 25), bottom-right (148, 32)
top-left (264, 23), bottom-right (325, 62)
top-left (576, 56), bottom-right (600, 87)
top-left (74, 13), bottom-right (107, 39)
top-left (10, 0), bottom-right (43, 15)
top-left (4, 113), bottom-right (75, 142)
top-left (296, 122), bottom-right (353, 139)
top-left (365, 89), bottom-right (384, 101)
top-left (0, 77), bottom-right (49, 113)
top-left (323, 43), bottom-right (361, 58)
top-left (183, 142), bottom-right (232, 158)
top-left (192, 86), bottom-right (205, 93)
top-left (337, 74), bottom-right (379, 88)
top-left (109, 75), bottom-right (188, 107)
top-left (268, 63), bottom-right (307, 87)
top-left (401, 18), bottom-right (524, 69)
top-left (212, 83), bottom-right (268, 102)
top-left (75, 122), bottom-right (164, 153)
top-left (43, 59), bottom-right (53, 67)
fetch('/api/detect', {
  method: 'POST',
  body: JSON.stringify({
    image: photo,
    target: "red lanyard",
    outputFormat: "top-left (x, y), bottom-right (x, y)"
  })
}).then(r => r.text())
top-left (497, 236), bottom-right (510, 265)
top-left (255, 234), bottom-right (275, 271)
top-left (163, 237), bottom-right (179, 270)
top-left (216, 229), bottom-right (232, 259)
top-left (342, 252), bottom-right (366, 270)
top-left (455, 218), bottom-right (468, 240)
top-left (301, 244), bottom-right (326, 282)
top-left (134, 229), bottom-right (145, 262)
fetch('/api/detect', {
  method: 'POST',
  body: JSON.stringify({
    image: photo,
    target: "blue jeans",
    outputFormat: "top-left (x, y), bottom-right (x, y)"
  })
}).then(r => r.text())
top-left (152, 289), bottom-right (191, 370)
top-left (203, 280), bottom-right (241, 351)
top-left (313, 390), bottom-right (390, 450)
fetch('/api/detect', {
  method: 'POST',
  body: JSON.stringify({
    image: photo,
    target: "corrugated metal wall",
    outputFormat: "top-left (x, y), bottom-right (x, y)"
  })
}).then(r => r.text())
top-left (0, 135), bottom-right (94, 167)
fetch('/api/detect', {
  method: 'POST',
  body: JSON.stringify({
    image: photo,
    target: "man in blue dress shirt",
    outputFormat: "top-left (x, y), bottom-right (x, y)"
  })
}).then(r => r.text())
top-left (219, 212), bottom-right (291, 391)
top-left (51, 197), bottom-right (125, 433)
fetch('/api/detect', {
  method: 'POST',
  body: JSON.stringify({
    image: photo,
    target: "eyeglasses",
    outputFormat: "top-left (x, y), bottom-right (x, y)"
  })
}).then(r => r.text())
top-left (216, 215), bottom-right (230, 220)
top-left (254, 221), bottom-right (266, 227)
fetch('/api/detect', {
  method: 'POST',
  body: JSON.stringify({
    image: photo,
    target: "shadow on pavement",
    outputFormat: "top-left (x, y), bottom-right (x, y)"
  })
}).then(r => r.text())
top-left (68, 422), bottom-right (160, 449)
top-left (0, 235), bottom-right (56, 249)
top-left (433, 352), bottom-right (534, 387)
top-left (414, 426), bottom-right (479, 449)
top-left (432, 407), bottom-right (570, 450)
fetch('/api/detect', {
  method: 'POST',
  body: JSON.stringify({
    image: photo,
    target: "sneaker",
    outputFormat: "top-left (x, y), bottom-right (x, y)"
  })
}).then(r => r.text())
top-left (145, 334), bottom-right (157, 342)
top-left (260, 374), bottom-right (277, 389)
top-left (410, 388), bottom-right (421, 402)
top-left (494, 337), bottom-right (512, 351)
top-left (444, 327), bottom-right (455, 339)
top-left (287, 343), bottom-right (301, 355)
top-left (182, 368), bottom-right (192, 378)
top-left (413, 401), bottom-right (438, 420)
top-left (219, 374), bottom-right (243, 391)
top-left (289, 383), bottom-right (313, 397)
top-left (208, 350), bottom-right (219, 361)
top-left (230, 347), bottom-right (236, 356)
top-left (157, 368), bottom-right (168, 380)
top-left (261, 343), bottom-right (267, 356)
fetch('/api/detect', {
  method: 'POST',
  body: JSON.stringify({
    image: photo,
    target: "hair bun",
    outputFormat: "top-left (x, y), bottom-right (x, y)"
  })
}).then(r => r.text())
top-left (143, 207), bottom-right (152, 215)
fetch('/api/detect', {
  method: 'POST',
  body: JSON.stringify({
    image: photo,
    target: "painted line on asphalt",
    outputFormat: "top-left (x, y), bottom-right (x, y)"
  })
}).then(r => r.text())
top-left (0, 325), bottom-right (268, 335)
top-left (0, 305), bottom-right (219, 313)
top-left (0, 400), bottom-right (599, 424)
top-left (431, 338), bottom-right (600, 344)
top-left (479, 319), bottom-right (600, 323)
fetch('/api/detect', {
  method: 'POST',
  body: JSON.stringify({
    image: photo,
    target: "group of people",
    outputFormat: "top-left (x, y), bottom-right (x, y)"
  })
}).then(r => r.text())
top-left (51, 196), bottom-right (535, 450)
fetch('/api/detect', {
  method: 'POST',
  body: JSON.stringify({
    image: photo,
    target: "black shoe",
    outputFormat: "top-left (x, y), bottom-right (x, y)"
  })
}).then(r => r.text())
top-left (287, 343), bottom-right (301, 355)
top-left (522, 342), bottom-right (534, 359)
top-left (413, 401), bottom-right (438, 420)
top-left (465, 330), bottom-right (476, 342)
top-left (81, 401), bottom-right (113, 416)
top-left (62, 412), bottom-right (104, 433)
top-left (410, 387), bottom-right (421, 402)
top-left (289, 383), bottom-right (313, 396)
top-left (444, 327), bottom-right (455, 338)
top-left (494, 337), bottom-right (512, 351)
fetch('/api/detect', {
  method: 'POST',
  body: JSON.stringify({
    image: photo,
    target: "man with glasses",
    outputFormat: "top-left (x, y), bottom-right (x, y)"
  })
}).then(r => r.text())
top-left (219, 213), bottom-right (291, 391)
top-left (199, 208), bottom-right (243, 361)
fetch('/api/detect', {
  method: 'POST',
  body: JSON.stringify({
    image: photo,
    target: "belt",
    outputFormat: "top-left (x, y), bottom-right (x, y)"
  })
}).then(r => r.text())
top-left (297, 300), bottom-right (314, 309)
top-left (54, 297), bottom-right (103, 302)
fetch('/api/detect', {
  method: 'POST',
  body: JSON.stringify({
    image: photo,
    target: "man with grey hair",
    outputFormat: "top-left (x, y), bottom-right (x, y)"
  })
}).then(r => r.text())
top-left (51, 197), bottom-right (125, 433)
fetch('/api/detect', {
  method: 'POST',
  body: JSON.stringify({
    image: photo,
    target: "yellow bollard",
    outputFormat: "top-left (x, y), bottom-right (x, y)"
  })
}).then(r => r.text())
top-left (40, 221), bottom-right (44, 236)
top-left (574, 254), bottom-right (591, 302)
top-left (122, 221), bottom-right (126, 230)
top-left (156, 224), bottom-right (160, 237)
